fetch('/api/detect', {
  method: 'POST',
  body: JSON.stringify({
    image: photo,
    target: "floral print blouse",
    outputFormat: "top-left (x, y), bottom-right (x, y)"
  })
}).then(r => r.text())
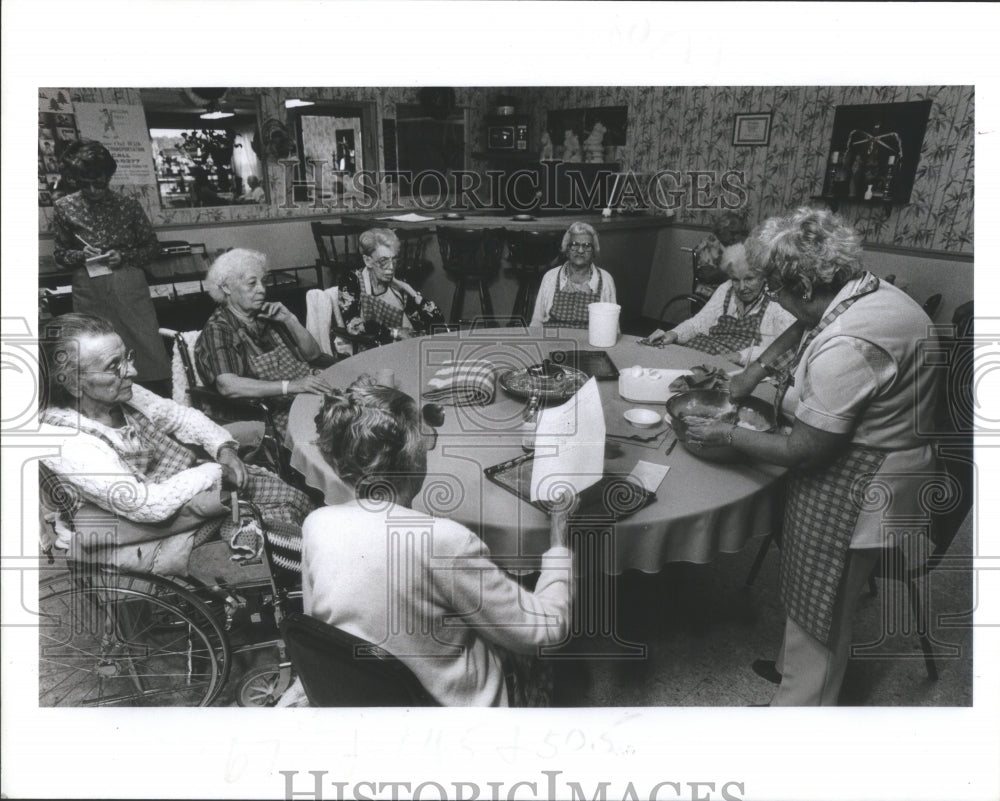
top-left (336, 268), bottom-right (445, 344)
top-left (52, 191), bottom-right (159, 269)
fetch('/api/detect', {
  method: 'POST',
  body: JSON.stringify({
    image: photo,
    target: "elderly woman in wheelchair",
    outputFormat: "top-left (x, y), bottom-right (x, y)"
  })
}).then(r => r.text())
top-left (37, 314), bottom-right (315, 706)
top-left (278, 376), bottom-right (575, 707)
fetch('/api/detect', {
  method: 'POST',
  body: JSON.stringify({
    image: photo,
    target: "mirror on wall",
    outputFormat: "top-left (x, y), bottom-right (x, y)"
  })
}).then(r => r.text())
top-left (140, 88), bottom-right (267, 209)
top-left (286, 102), bottom-right (378, 204)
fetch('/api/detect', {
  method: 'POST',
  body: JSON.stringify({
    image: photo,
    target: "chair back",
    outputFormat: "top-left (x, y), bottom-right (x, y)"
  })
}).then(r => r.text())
top-left (147, 241), bottom-right (209, 283)
top-left (436, 227), bottom-right (505, 279)
top-left (392, 228), bottom-right (433, 286)
top-left (159, 328), bottom-right (203, 406)
top-left (311, 222), bottom-right (364, 287)
top-left (279, 612), bottom-right (440, 706)
top-left (305, 287), bottom-right (353, 358)
top-left (506, 229), bottom-right (563, 274)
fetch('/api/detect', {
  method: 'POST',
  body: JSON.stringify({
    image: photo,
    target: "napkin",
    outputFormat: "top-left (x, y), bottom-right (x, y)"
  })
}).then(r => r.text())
top-left (668, 364), bottom-right (731, 393)
top-left (422, 359), bottom-right (497, 406)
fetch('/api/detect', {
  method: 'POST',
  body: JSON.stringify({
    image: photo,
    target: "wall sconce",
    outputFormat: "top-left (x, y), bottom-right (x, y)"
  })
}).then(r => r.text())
top-left (200, 100), bottom-right (235, 120)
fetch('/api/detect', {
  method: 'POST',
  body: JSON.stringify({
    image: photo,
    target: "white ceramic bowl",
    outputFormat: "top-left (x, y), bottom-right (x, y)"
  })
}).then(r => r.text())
top-left (624, 408), bottom-right (662, 428)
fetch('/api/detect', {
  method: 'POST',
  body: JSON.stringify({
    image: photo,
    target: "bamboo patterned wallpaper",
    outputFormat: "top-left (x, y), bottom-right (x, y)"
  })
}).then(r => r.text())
top-left (518, 85), bottom-right (974, 254)
top-left (40, 86), bottom-right (973, 255)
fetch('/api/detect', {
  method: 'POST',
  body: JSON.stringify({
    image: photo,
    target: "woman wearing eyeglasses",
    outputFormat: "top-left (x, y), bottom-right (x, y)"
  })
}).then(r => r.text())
top-left (335, 228), bottom-right (445, 347)
top-left (682, 207), bottom-right (939, 706)
top-left (50, 140), bottom-right (171, 395)
top-left (39, 313), bottom-right (313, 579)
top-left (529, 221), bottom-right (617, 328)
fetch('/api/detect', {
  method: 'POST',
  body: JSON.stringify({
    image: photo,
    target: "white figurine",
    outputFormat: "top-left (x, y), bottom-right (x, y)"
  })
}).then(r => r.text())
top-left (563, 129), bottom-right (581, 163)
top-left (539, 131), bottom-right (554, 161)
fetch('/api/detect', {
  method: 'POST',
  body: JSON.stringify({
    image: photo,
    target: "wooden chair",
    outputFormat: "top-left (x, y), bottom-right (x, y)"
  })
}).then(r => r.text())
top-left (311, 221), bottom-right (365, 288)
top-left (391, 228), bottom-right (434, 288)
top-left (436, 227), bottom-right (506, 325)
top-left (304, 287), bottom-right (379, 358)
top-left (505, 229), bottom-right (563, 327)
top-left (279, 612), bottom-right (439, 706)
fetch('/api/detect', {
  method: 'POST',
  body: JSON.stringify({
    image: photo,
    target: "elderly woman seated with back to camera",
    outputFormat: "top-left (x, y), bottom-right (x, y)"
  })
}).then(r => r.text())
top-left (194, 248), bottom-right (338, 436)
top-left (39, 313), bottom-right (313, 580)
top-left (279, 376), bottom-right (574, 707)
top-left (335, 227), bottom-right (445, 347)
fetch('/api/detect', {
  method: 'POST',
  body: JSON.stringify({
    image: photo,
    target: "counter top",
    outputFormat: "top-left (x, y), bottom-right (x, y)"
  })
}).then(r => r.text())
top-left (340, 209), bottom-right (674, 232)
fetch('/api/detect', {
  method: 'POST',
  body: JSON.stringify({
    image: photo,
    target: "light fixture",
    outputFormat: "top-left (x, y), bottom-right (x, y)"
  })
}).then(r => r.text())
top-left (284, 98), bottom-right (315, 109)
top-left (200, 100), bottom-right (235, 120)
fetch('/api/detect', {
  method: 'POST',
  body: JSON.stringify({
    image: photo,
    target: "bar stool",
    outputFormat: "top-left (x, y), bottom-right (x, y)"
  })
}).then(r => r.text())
top-left (505, 229), bottom-right (563, 327)
top-left (436, 227), bottom-right (506, 325)
top-left (311, 221), bottom-right (365, 288)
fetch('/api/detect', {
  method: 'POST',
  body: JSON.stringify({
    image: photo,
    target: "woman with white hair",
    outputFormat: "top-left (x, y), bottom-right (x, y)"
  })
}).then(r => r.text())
top-left (195, 248), bottom-right (337, 436)
top-left (529, 221), bottom-right (617, 328)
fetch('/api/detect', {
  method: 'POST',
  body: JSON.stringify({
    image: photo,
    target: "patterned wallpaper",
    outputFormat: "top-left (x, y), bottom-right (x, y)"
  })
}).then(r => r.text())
top-left (517, 85), bottom-right (974, 254)
top-left (39, 86), bottom-right (973, 255)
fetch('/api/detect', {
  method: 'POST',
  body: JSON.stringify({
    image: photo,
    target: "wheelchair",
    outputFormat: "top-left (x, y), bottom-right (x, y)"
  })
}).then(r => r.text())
top-left (37, 496), bottom-right (300, 708)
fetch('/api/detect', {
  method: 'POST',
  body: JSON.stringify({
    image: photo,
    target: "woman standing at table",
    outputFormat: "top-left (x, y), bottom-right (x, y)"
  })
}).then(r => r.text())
top-left (529, 221), bottom-right (617, 329)
top-left (336, 227), bottom-right (445, 345)
top-left (292, 376), bottom-right (574, 707)
top-left (683, 207), bottom-right (939, 706)
top-left (51, 140), bottom-right (171, 395)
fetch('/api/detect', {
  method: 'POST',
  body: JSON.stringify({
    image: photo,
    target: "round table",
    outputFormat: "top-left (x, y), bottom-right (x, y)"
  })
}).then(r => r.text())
top-left (287, 327), bottom-right (785, 576)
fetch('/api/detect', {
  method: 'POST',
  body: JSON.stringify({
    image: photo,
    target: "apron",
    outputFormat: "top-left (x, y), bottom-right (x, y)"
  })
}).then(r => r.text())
top-left (53, 404), bottom-right (310, 576)
top-left (235, 322), bottom-right (312, 435)
top-left (685, 287), bottom-right (768, 355)
top-left (544, 266), bottom-right (603, 329)
top-left (72, 265), bottom-right (171, 382)
top-left (360, 289), bottom-right (406, 330)
top-left (772, 272), bottom-right (885, 645)
top-left (780, 445), bottom-right (887, 644)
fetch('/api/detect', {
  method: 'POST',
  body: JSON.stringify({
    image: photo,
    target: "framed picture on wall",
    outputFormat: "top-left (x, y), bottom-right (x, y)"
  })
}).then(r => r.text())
top-left (732, 112), bottom-right (772, 146)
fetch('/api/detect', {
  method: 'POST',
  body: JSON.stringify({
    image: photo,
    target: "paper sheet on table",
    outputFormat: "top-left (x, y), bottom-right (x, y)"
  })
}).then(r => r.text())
top-left (377, 213), bottom-right (436, 223)
top-left (627, 461), bottom-right (670, 493)
top-left (530, 377), bottom-right (605, 502)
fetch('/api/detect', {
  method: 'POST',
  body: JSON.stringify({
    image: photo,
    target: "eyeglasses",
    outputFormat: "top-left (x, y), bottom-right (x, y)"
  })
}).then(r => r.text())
top-left (568, 242), bottom-right (594, 252)
top-left (422, 427), bottom-right (438, 452)
top-left (369, 256), bottom-right (397, 270)
top-left (82, 349), bottom-right (136, 378)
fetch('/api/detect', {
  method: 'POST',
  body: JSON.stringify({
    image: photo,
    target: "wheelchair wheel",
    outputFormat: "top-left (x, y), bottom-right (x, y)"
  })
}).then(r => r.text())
top-left (38, 569), bottom-right (232, 707)
top-left (236, 664), bottom-right (293, 707)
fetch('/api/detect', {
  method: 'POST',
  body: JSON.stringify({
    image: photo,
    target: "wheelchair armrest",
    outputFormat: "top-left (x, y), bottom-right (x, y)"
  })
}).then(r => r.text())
top-left (331, 325), bottom-right (381, 352)
top-left (188, 386), bottom-right (274, 417)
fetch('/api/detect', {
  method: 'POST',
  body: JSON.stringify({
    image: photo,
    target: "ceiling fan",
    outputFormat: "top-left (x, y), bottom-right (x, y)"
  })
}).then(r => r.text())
top-left (184, 88), bottom-right (235, 120)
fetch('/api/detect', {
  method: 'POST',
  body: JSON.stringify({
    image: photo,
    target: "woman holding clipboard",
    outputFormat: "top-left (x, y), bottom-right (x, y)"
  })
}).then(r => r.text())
top-left (51, 140), bottom-right (171, 394)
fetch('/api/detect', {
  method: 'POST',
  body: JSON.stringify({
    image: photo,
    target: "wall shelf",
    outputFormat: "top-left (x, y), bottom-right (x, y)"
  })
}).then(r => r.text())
top-left (811, 195), bottom-right (906, 219)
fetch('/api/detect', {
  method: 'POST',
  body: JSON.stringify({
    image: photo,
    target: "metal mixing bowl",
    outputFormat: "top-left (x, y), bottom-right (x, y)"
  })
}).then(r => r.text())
top-left (665, 389), bottom-right (776, 463)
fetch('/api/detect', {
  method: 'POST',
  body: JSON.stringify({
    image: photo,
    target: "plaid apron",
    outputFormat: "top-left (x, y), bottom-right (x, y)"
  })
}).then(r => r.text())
top-left (771, 272), bottom-right (885, 645)
top-left (360, 289), bottom-right (406, 330)
top-left (235, 323), bottom-right (312, 435)
top-left (780, 446), bottom-right (887, 645)
top-left (685, 287), bottom-right (768, 355)
top-left (544, 266), bottom-right (603, 329)
top-left (66, 405), bottom-right (311, 576)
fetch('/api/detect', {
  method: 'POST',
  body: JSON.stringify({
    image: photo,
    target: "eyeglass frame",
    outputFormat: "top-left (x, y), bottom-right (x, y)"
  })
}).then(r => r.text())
top-left (367, 255), bottom-right (398, 270)
top-left (80, 348), bottom-right (136, 378)
top-left (763, 277), bottom-right (787, 300)
top-left (568, 242), bottom-right (594, 252)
